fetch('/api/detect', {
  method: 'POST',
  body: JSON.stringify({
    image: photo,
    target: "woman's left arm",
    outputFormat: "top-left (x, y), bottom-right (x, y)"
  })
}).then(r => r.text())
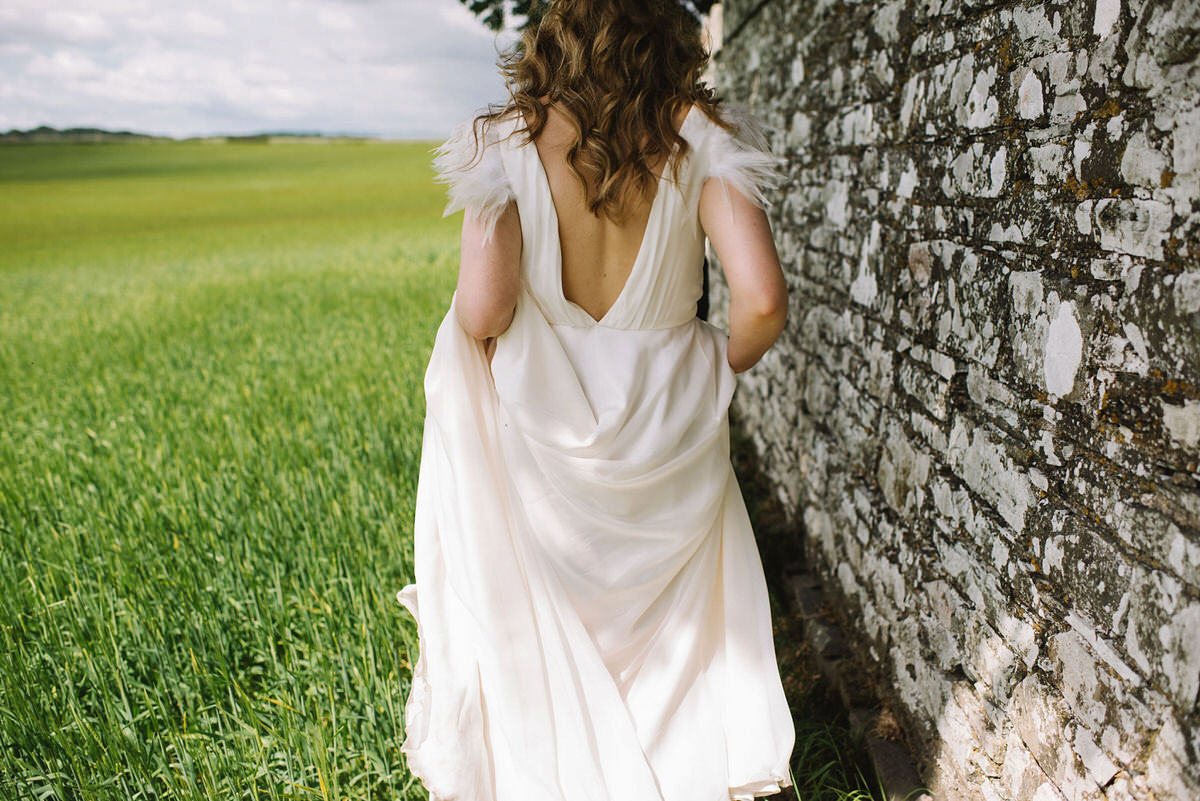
top-left (454, 201), bottom-right (522, 340)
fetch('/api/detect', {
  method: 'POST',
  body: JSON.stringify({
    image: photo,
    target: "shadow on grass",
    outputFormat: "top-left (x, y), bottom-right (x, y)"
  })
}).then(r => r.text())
top-left (729, 411), bottom-right (887, 801)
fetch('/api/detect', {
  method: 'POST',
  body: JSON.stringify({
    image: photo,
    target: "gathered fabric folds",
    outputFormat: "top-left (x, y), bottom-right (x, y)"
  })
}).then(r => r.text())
top-left (396, 104), bottom-right (794, 801)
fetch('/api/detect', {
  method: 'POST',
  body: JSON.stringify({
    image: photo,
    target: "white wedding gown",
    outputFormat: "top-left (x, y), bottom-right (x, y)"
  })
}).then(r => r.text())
top-left (396, 104), bottom-right (795, 801)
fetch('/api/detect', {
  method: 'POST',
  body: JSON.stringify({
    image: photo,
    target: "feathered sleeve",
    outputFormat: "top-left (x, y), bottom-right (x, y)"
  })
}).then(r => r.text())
top-left (702, 104), bottom-right (785, 215)
top-left (431, 116), bottom-right (515, 245)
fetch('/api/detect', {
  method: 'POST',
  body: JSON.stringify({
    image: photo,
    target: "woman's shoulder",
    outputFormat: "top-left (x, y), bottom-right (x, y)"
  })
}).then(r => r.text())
top-left (439, 109), bottom-right (523, 158)
top-left (682, 103), bottom-right (783, 208)
top-left (432, 108), bottom-right (523, 243)
top-left (682, 103), bottom-right (771, 154)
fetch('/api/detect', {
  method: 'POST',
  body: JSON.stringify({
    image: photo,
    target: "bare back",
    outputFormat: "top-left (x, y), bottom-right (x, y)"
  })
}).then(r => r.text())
top-left (532, 105), bottom-right (691, 323)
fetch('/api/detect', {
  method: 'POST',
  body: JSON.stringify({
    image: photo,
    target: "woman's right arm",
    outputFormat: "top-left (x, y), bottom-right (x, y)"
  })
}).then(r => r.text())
top-left (432, 116), bottom-right (520, 339)
top-left (699, 181), bottom-right (787, 373)
top-left (454, 201), bottom-right (522, 340)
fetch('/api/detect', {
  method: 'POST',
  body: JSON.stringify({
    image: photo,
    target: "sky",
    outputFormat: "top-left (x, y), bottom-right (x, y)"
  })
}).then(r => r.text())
top-left (0, 0), bottom-right (520, 140)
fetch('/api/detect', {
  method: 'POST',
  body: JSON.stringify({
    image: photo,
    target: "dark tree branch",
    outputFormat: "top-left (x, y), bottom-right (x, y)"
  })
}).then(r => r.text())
top-left (461, 0), bottom-right (717, 31)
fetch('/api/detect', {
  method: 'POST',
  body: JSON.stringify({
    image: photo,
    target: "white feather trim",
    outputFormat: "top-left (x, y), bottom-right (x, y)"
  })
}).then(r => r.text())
top-left (705, 103), bottom-right (784, 216)
top-left (431, 117), bottom-right (515, 244)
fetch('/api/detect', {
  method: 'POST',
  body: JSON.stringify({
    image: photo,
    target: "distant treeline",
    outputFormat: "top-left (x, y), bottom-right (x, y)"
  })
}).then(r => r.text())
top-left (1, 126), bottom-right (375, 143)
top-left (1, 126), bottom-right (168, 143)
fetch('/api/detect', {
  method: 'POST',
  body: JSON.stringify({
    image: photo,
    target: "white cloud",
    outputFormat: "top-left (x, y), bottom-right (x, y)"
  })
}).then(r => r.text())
top-left (437, 2), bottom-right (499, 36)
top-left (26, 48), bottom-right (103, 80)
top-left (0, 0), bottom-right (519, 138)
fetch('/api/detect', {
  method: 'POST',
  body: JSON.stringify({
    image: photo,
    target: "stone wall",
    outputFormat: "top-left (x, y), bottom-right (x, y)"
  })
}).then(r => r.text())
top-left (709, 1), bottom-right (1200, 799)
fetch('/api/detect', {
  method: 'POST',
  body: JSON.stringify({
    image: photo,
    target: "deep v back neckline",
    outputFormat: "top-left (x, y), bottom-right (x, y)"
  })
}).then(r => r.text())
top-left (528, 106), bottom-right (696, 326)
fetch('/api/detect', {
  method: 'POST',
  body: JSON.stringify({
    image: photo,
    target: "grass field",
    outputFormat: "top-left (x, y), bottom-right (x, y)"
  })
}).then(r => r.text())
top-left (0, 139), bottom-right (885, 801)
top-left (0, 140), bottom-right (457, 799)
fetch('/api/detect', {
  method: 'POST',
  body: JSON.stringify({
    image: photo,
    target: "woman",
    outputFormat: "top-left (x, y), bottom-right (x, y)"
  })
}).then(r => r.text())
top-left (396, 1), bottom-right (794, 799)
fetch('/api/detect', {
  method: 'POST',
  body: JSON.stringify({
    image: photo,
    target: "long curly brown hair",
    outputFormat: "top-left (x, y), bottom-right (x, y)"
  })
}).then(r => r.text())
top-left (468, 0), bottom-right (733, 221)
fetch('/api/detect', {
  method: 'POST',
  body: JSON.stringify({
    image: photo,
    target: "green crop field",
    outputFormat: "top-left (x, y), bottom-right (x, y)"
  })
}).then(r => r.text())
top-left (0, 139), bottom-right (458, 799)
